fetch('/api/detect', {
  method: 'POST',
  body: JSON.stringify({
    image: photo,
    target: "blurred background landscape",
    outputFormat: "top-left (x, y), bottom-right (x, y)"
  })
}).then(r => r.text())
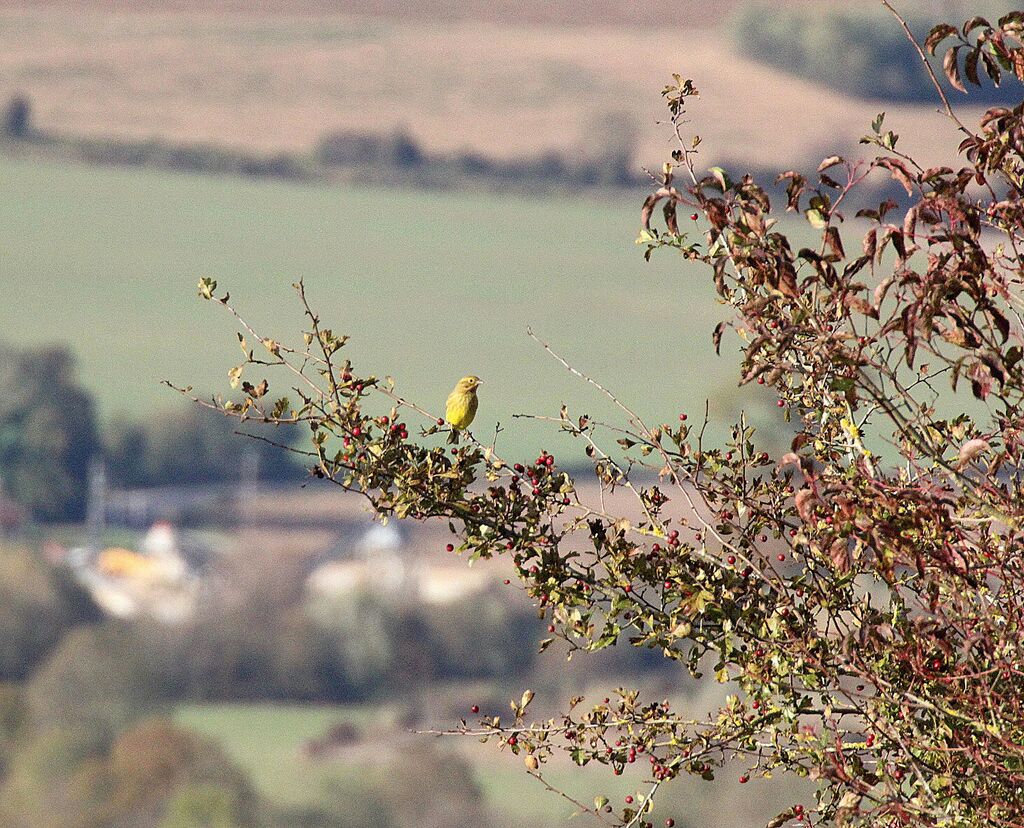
top-left (0, 1), bottom-right (1015, 826)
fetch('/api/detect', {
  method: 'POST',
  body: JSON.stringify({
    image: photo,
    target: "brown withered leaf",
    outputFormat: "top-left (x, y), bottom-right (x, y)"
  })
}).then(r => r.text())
top-left (830, 537), bottom-right (851, 574)
top-left (824, 226), bottom-right (846, 260)
top-left (944, 45), bottom-right (968, 93)
top-left (845, 294), bottom-right (879, 319)
top-left (863, 228), bottom-right (877, 262)
top-left (795, 488), bottom-right (818, 523)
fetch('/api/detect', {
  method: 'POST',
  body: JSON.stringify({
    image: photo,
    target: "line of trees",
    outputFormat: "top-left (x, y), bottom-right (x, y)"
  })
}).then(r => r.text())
top-left (0, 341), bottom-right (303, 523)
top-left (731, 1), bottom-right (1024, 102)
top-left (0, 92), bottom-right (643, 192)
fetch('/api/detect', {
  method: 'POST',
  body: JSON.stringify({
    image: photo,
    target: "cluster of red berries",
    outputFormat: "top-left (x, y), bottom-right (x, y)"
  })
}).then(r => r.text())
top-left (340, 371), bottom-right (365, 395)
top-left (509, 453), bottom-right (557, 498)
top-left (378, 415), bottom-right (409, 440)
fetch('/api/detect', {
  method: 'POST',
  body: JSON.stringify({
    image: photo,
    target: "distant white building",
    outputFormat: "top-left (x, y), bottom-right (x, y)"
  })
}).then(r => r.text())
top-left (305, 519), bottom-right (489, 605)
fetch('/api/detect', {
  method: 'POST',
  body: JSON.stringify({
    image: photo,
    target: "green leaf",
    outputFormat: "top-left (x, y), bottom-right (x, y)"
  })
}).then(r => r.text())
top-left (708, 166), bottom-right (732, 192)
top-left (197, 277), bottom-right (218, 300)
top-left (805, 208), bottom-right (827, 229)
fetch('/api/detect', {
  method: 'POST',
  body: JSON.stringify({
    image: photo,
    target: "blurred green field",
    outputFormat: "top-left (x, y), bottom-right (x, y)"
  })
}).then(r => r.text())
top-left (175, 701), bottom-right (807, 827)
top-left (175, 701), bottom-right (638, 822)
top-left (176, 703), bottom-right (390, 806)
top-left (0, 155), bottom-right (784, 458)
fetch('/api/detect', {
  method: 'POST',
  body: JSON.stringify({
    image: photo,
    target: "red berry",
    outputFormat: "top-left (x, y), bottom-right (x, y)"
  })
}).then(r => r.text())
top-left (777, 399), bottom-right (785, 407)
top-left (547, 624), bottom-right (555, 632)
top-left (503, 579), bottom-right (511, 585)
top-left (437, 418), bottom-right (444, 425)
top-left (739, 775), bottom-right (749, 783)
top-left (727, 555), bottom-right (736, 565)
top-left (679, 413), bottom-right (688, 421)
top-left (623, 584), bottom-right (632, 593)
top-left (777, 553), bottom-right (785, 562)
top-left (445, 543), bottom-right (455, 552)
top-left (757, 376), bottom-right (765, 384)
top-left (471, 705), bottom-right (479, 714)
top-left (625, 795), bottom-right (634, 804)
top-left (666, 820), bottom-right (675, 827)
top-left (690, 213), bottom-right (699, 221)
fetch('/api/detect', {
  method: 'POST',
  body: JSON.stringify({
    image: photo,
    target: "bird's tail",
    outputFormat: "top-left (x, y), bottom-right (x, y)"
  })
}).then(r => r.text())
top-left (447, 429), bottom-right (460, 445)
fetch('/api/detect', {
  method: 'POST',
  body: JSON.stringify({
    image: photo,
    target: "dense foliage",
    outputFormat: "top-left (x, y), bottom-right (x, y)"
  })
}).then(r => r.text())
top-left (192, 6), bottom-right (1024, 827)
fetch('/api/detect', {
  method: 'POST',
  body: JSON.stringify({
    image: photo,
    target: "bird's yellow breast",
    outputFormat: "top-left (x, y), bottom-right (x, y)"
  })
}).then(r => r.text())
top-left (446, 389), bottom-right (478, 430)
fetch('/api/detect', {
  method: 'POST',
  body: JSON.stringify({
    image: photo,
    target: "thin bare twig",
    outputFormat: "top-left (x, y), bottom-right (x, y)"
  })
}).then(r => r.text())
top-left (879, 0), bottom-right (970, 134)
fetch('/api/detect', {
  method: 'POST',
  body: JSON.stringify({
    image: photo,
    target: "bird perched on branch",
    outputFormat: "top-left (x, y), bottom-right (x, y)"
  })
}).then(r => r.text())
top-left (446, 375), bottom-right (481, 443)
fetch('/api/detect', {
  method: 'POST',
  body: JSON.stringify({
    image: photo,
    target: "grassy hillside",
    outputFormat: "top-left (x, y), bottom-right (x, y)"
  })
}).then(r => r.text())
top-left (0, 155), bottom-right (789, 459)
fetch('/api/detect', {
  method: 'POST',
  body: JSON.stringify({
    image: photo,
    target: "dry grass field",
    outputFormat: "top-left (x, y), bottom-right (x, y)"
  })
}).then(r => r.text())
top-left (0, 3), bottom-right (978, 174)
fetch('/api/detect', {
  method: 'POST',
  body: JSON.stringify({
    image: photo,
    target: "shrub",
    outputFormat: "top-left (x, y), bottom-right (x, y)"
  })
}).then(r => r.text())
top-left (1, 95), bottom-right (31, 139)
top-left (192, 8), bottom-right (1024, 827)
top-left (0, 545), bottom-right (99, 681)
top-left (23, 624), bottom-right (164, 752)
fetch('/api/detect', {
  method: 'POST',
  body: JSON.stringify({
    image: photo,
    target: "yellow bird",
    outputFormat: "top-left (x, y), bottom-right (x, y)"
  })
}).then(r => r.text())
top-left (445, 375), bottom-right (482, 443)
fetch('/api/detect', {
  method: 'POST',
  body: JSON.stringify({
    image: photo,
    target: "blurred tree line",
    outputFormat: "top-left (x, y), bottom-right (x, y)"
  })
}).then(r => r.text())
top-left (0, 534), bottom-right (675, 825)
top-left (1, 93), bottom-right (642, 193)
top-left (730, 1), bottom-right (1024, 102)
top-left (0, 341), bottom-right (302, 523)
